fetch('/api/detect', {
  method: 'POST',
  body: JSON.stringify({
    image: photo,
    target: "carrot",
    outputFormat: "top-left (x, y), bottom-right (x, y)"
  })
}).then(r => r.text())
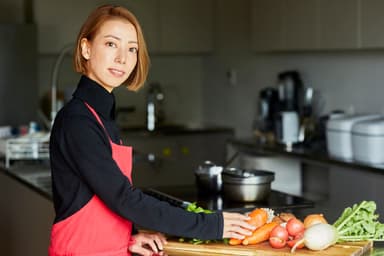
top-left (247, 208), bottom-right (268, 229)
top-left (228, 238), bottom-right (243, 245)
top-left (242, 222), bottom-right (278, 245)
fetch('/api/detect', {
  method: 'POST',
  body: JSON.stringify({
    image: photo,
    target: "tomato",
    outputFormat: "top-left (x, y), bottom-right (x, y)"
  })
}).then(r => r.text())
top-left (287, 231), bottom-right (305, 249)
top-left (270, 225), bottom-right (289, 241)
top-left (286, 218), bottom-right (305, 237)
top-left (269, 236), bottom-right (286, 249)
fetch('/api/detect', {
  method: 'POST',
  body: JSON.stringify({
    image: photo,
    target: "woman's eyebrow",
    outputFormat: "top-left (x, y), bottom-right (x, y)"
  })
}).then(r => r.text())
top-left (104, 35), bottom-right (138, 44)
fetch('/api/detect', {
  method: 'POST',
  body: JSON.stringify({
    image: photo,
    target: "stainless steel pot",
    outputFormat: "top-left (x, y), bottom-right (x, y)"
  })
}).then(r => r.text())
top-left (194, 161), bottom-right (223, 193)
top-left (222, 168), bottom-right (274, 202)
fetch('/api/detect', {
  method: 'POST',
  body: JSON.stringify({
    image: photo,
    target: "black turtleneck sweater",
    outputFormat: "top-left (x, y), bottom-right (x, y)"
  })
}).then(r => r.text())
top-left (49, 75), bottom-right (223, 240)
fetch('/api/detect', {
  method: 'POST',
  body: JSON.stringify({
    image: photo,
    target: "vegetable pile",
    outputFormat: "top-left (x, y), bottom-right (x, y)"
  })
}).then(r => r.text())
top-left (292, 200), bottom-right (384, 252)
top-left (179, 200), bottom-right (384, 253)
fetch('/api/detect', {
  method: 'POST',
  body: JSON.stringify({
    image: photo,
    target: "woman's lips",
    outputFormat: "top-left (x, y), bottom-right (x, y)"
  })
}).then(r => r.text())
top-left (108, 68), bottom-right (125, 77)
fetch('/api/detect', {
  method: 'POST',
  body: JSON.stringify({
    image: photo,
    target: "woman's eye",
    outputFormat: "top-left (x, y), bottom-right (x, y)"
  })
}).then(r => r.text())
top-left (106, 42), bottom-right (116, 48)
top-left (129, 47), bottom-right (138, 53)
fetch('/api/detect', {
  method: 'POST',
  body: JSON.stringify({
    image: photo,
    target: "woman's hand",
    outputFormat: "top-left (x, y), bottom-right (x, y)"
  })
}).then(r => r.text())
top-left (222, 212), bottom-right (255, 240)
top-left (128, 232), bottom-right (168, 256)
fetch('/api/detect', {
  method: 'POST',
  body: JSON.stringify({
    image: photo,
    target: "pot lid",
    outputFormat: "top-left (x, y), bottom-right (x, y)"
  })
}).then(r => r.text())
top-left (326, 114), bottom-right (381, 132)
top-left (195, 161), bottom-right (223, 175)
top-left (352, 117), bottom-right (384, 136)
top-left (222, 168), bottom-right (274, 184)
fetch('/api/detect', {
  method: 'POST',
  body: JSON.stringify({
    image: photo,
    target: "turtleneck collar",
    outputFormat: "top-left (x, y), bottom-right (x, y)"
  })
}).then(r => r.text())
top-left (72, 75), bottom-right (116, 120)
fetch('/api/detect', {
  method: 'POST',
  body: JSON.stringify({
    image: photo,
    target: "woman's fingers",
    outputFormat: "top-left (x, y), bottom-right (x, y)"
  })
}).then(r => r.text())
top-left (128, 243), bottom-right (153, 256)
top-left (222, 212), bottom-right (255, 239)
top-left (129, 232), bottom-right (168, 256)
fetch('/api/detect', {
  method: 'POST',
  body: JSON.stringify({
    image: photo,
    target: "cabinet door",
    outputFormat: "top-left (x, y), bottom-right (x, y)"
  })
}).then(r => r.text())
top-left (158, 0), bottom-right (214, 53)
top-left (34, 0), bottom-right (98, 53)
top-left (250, 0), bottom-right (285, 52)
top-left (360, 0), bottom-right (384, 48)
top-left (318, 0), bottom-right (359, 49)
top-left (283, 0), bottom-right (318, 50)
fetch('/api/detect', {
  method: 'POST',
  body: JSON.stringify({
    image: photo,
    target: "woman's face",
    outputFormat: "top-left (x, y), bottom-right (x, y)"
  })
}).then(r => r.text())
top-left (81, 19), bottom-right (138, 92)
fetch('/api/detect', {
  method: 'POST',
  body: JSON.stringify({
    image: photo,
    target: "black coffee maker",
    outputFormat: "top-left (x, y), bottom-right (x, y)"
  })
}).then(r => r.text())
top-left (254, 87), bottom-right (279, 134)
top-left (277, 70), bottom-right (303, 112)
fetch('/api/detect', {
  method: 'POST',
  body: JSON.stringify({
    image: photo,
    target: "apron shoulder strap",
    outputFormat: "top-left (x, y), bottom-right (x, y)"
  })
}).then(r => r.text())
top-left (84, 102), bottom-right (112, 141)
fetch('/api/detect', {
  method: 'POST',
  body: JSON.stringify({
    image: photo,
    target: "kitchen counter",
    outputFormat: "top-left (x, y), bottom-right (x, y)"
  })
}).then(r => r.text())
top-left (1, 161), bottom-right (52, 200)
top-left (229, 138), bottom-right (384, 173)
top-left (2, 162), bottom-right (313, 213)
top-left (2, 162), bottom-right (384, 255)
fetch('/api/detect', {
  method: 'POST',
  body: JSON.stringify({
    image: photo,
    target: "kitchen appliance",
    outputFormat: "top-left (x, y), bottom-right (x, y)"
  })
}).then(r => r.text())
top-left (277, 70), bottom-right (303, 112)
top-left (146, 82), bottom-right (165, 131)
top-left (275, 111), bottom-right (300, 149)
top-left (221, 168), bottom-right (275, 202)
top-left (143, 184), bottom-right (313, 213)
top-left (326, 114), bottom-right (380, 159)
top-left (255, 87), bottom-right (279, 133)
top-left (194, 152), bottom-right (239, 193)
top-left (194, 161), bottom-right (223, 193)
top-left (352, 117), bottom-right (384, 164)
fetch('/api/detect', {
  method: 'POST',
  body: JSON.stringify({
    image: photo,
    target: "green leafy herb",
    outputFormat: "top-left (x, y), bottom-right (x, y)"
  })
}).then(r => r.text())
top-left (178, 202), bottom-right (224, 244)
top-left (333, 200), bottom-right (384, 242)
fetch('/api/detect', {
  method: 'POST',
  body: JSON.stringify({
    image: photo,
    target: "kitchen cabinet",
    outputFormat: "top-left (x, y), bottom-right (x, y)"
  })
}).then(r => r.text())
top-left (34, 0), bottom-right (213, 54)
top-left (250, 0), bottom-right (359, 51)
top-left (250, 0), bottom-right (284, 51)
top-left (0, 170), bottom-right (54, 256)
top-left (318, 0), bottom-right (359, 49)
top-left (0, 24), bottom-right (38, 126)
top-left (34, 0), bottom-right (97, 53)
top-left (158, 0), bottom-right (213, 54)
top-left (360, 0), bottom-right (384, 48)
top-left (251, 0), bottom-right (318, 51)
top-left (283, 0), bottom-right (317, 50)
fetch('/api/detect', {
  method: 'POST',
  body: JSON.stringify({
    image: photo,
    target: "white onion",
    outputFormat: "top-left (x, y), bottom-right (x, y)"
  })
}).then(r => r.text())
top-left (291, 223), bottom-right (339, 252)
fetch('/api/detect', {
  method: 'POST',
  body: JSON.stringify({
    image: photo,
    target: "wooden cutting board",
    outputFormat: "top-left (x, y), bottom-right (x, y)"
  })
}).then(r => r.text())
top-left (164, 240), bottom-right (373, 256)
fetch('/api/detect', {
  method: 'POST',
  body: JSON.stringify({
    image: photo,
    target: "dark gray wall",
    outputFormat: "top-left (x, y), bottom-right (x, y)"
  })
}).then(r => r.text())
top-left (0, 24), bottom-right (38, 126)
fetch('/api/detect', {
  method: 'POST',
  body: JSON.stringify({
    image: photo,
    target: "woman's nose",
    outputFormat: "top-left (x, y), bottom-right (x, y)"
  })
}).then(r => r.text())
top-left (115, 49), bottom-right (127, 64)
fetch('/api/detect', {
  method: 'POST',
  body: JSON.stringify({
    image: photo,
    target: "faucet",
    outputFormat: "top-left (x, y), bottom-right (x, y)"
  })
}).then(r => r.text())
top-left (50, 43), bottom-right (75, 125)
top-left (146, 82), bottom-right (165, 131)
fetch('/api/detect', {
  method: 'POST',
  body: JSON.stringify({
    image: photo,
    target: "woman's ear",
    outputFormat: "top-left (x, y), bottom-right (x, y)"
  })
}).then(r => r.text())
top-left (81, 38), bottom-right (91, 60)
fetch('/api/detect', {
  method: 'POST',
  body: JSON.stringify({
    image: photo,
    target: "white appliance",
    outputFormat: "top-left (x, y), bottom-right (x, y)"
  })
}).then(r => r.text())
top-left (276, 111), bottom-right (299, 149)
top-left (352, 117), bottom-right (384, 164)
top-left (326, 114), bottom-right (380, 159)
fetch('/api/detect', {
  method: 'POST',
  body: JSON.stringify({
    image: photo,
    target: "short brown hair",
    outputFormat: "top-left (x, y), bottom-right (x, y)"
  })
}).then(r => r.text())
top-left (74, 5), bottom-right (149, 91)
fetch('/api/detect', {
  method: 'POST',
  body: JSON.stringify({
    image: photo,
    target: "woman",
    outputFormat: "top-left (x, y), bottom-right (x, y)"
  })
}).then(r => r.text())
top-left (49, 5), bottom-right (254, 256)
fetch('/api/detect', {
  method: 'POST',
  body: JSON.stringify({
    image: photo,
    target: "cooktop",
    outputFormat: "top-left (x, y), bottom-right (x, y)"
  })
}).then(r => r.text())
top-left (143, 185), bottom-right (314, 213)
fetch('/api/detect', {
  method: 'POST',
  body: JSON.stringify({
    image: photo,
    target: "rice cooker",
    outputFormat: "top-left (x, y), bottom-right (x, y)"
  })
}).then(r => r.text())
top-left (352, 117), bottom-right (384, 164)
top-left (326, 114), bottom-right (380, 159)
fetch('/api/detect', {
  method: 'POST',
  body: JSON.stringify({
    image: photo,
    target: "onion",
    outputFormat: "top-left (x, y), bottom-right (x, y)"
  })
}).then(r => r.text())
top-left (303, 214), bottom-right (328, 229)
top-left (291, 223), bottom-right (339, 252)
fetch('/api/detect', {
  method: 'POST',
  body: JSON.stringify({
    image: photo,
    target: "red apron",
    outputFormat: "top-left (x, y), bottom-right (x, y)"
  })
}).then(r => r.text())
top-left (49, 102), bottom-right (134, 256)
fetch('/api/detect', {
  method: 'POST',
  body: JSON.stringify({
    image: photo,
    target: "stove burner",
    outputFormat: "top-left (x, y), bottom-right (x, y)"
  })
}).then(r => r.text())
top-left (143, 185), bottom-right (313, 213)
